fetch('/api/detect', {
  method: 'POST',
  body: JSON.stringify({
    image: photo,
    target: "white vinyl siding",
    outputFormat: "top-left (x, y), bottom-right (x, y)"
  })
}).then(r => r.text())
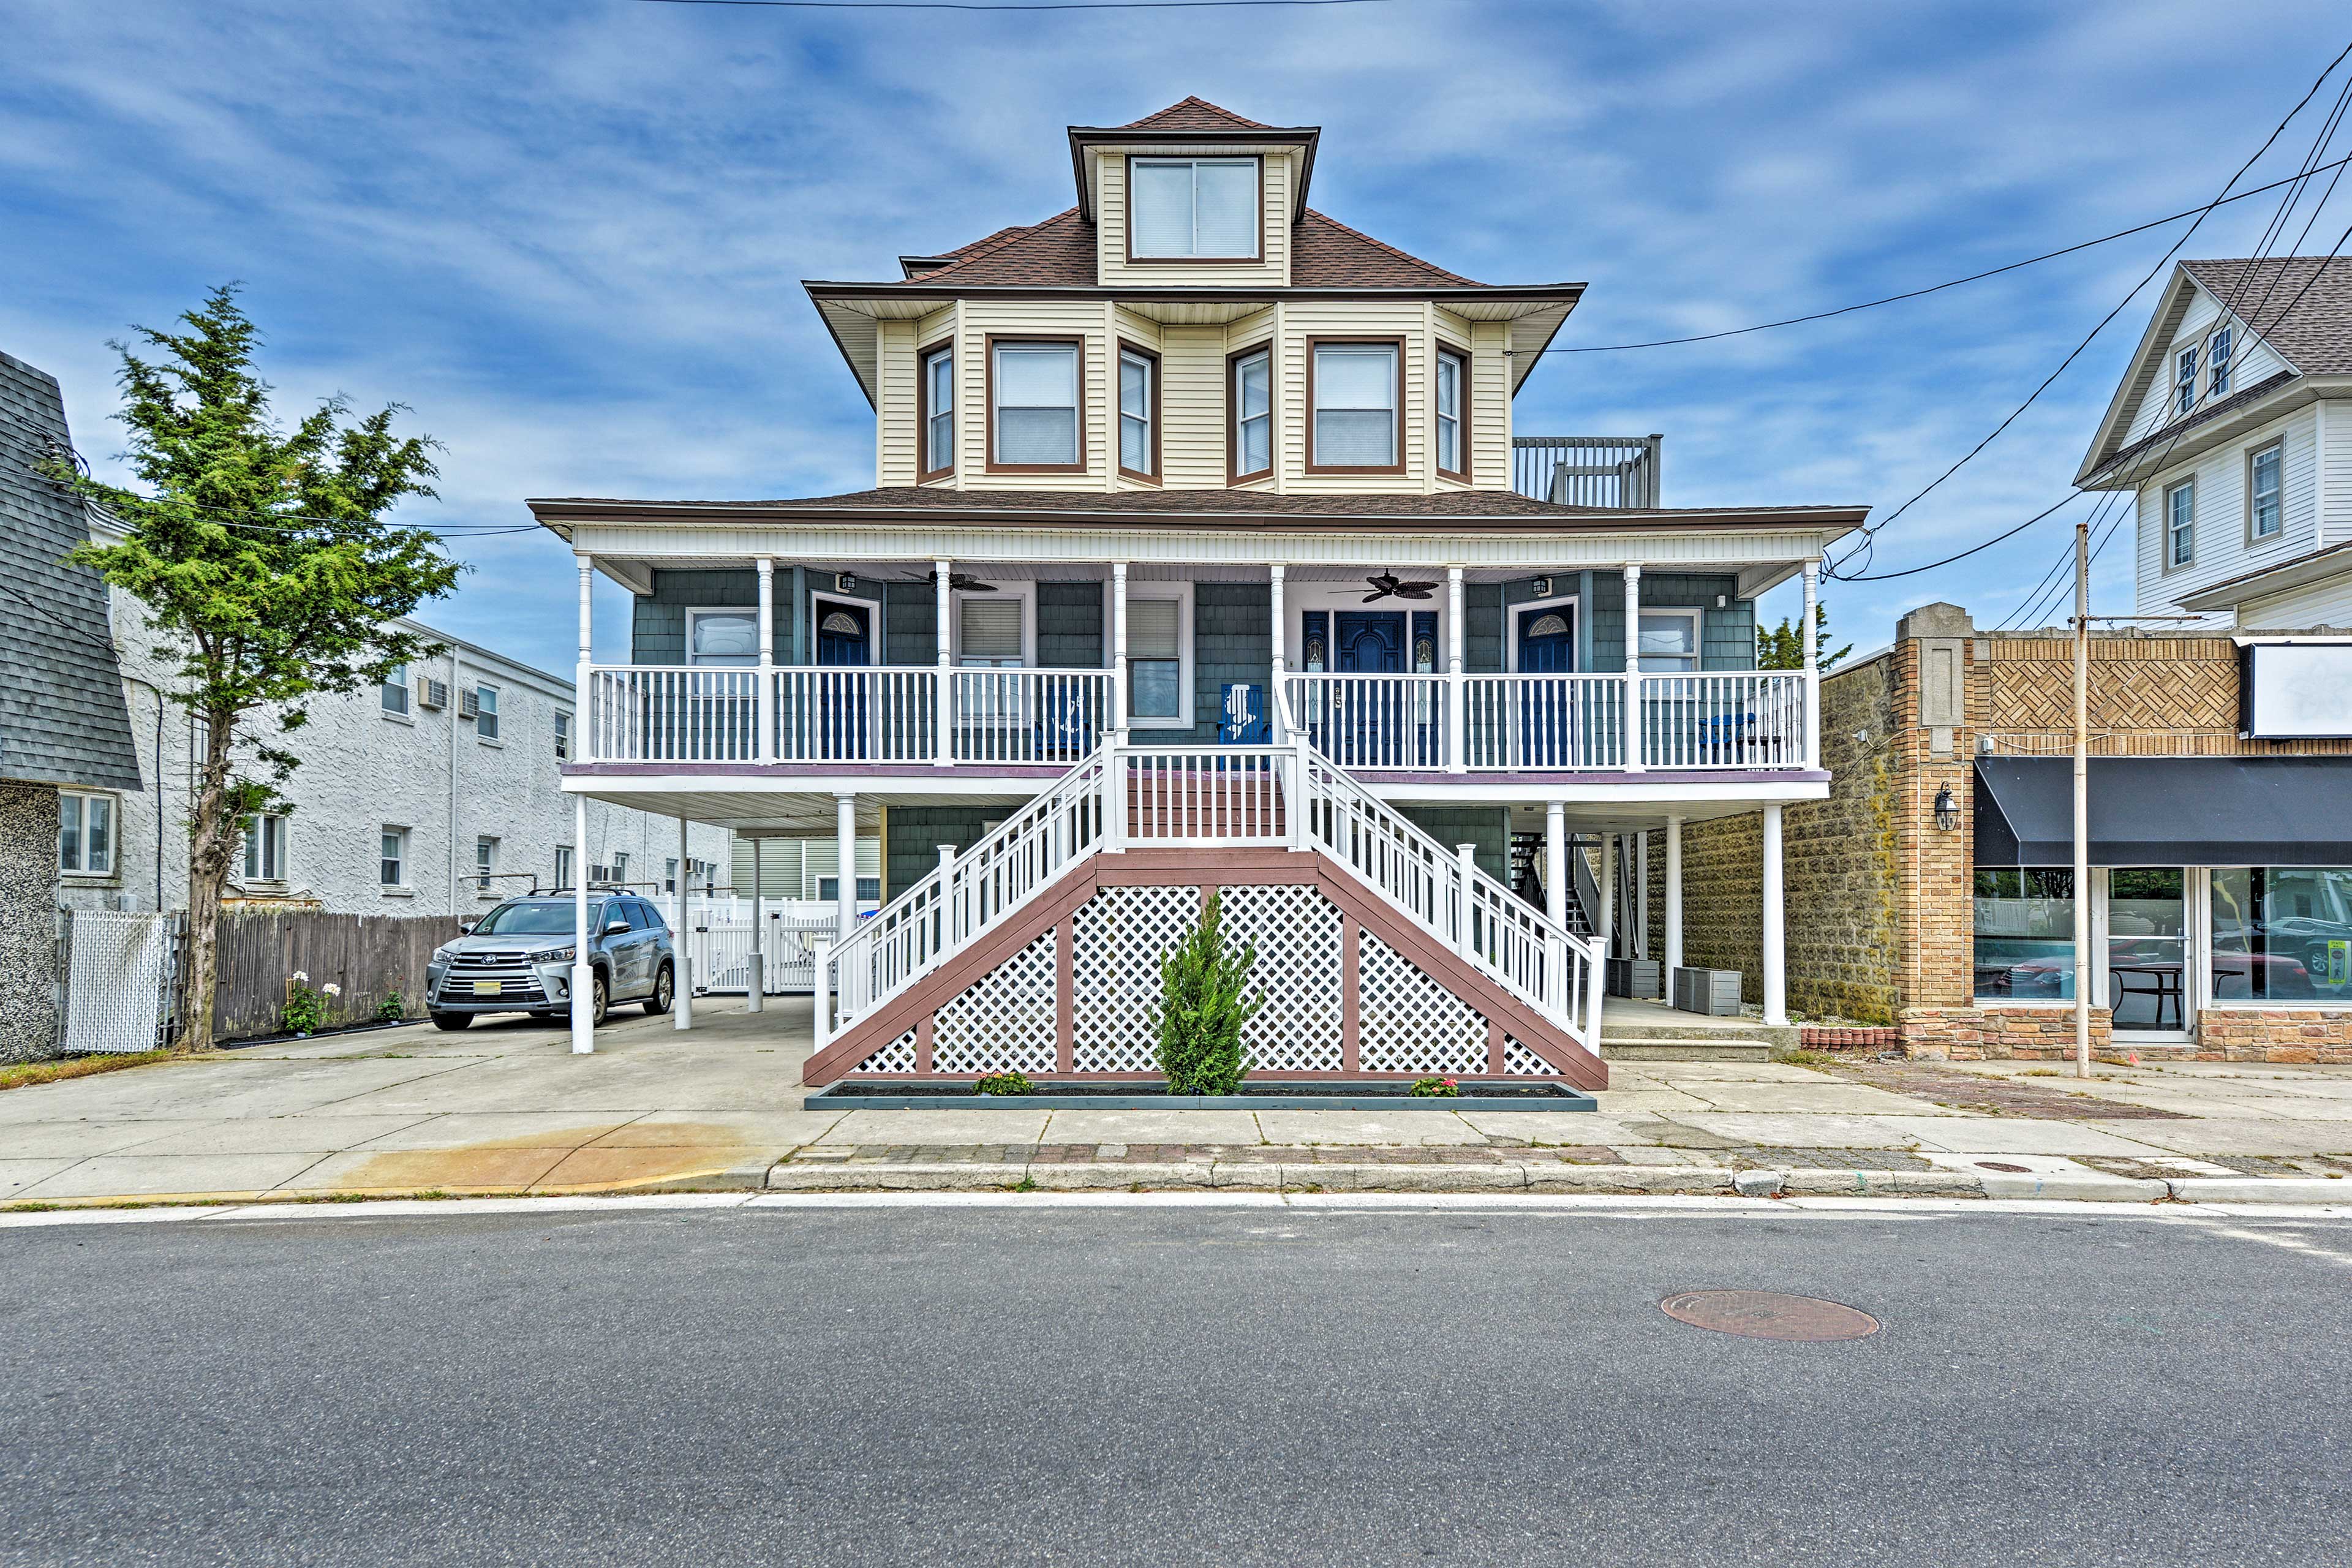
top-left (2133, 405), bottom-right (2323, 614)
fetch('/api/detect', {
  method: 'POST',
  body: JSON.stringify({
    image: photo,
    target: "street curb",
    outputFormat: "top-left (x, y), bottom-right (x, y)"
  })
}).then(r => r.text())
top-left (2164, 1176), bottom-right (2352, 1205)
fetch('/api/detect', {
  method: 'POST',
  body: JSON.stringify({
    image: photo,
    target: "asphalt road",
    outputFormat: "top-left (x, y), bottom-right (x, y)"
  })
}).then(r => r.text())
top-left (4, 1200), bottom-right (2348, 1567)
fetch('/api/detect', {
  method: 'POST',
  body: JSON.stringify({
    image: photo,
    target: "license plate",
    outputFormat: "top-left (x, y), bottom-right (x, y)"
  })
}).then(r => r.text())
top-left (472, 980), bottom-right (502, 996)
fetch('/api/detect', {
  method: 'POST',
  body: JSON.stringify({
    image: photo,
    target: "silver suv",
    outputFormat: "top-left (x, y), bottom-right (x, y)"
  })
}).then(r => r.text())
top-left (424, 894), bottom-right (676, 1030)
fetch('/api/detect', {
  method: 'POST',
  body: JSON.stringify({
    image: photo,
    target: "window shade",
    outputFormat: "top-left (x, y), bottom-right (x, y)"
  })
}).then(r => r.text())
top-left (1314, 344), bottom-right (1396, 466)
top-left (960, 597), bottom-right (1024, 659)
top-left (1131, 160), bottom-right (1194, 256)
top-left (993, 344), bottom-right (1079, 465)
top-left (1128, 598), bottom-right (1180, 658)
top-left (1193, 160), bottom-right (1256, 255)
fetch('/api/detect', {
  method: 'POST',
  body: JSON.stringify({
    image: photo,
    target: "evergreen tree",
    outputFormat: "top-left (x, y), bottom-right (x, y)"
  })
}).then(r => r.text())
top-left (49, 287), bottom-right (459, 1049)
top-left (1756, 601), bottom-right (1851, 671)
top-left (1155, 892), bottom-right (1261, 1095)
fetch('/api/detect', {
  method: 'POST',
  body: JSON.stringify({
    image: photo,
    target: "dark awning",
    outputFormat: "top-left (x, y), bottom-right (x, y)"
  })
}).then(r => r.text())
top-left (1973, 757), bottom-right (2352, 867)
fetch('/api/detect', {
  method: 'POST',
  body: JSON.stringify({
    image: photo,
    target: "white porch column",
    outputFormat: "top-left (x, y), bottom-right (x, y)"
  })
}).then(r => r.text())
top-left (934, 558), bottom-right (954, 767)
top-left (743, 834), bottom-right (761, 1017)
top-left (1622, 563), bottom-right (1645, 772)
top-left (575, 557), bottom-right (594, 762)
top-left (1598, 831), bottom-right (1616, 956)
top-left (1665, 813), bottom-right (1685, 975)
top-left (1637, 831), bottom-right (1649, 960)
top-left (1801, 560), bottom-right (1821, 767)
top-left (835, 793), bottom-right (858, 944)
top-left (569, 795), bottom-right (594, 1054)
top-left (676, 816), bottom-right (696, 1029)
top-left (1445, 565), bottom-right (1467, 773)
top-left (1544, 802), bottom-right (1567, 929)
top-left (755, 557), bottom-right (776, 765)
top-left (1762, 802), bottom-right (1787, 1026)
top-left (1111, 562), bottom-right (1130, 748)
top-left (1267, 564), bottom-right (1286, 742)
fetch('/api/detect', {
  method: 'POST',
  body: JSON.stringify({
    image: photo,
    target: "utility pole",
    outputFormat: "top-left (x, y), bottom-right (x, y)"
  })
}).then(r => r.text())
top-left (2072, 521), bottom-right (2091, 1080)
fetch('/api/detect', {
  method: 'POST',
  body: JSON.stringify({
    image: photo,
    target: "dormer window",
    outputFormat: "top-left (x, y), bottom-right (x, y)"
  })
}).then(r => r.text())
top-left (2207, 325), bottom-right (2233, 399)
top-left (987, 337), bottom-right (1084, 472)
top-left (2175, 344), bottom-right (2198, 416)
top-left (1128, 156), bottom-right (1259, 261)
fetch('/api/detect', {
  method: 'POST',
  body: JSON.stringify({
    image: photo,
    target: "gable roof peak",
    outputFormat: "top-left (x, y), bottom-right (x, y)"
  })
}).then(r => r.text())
top-left (1119, 96), bottom-right (1275, 132)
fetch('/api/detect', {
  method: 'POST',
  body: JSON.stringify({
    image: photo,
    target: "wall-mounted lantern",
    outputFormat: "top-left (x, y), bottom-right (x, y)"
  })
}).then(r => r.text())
top-left (1531, 577), bottom-right (1553, 598)
top-left (1933, 785), bottom-right (1959, 831)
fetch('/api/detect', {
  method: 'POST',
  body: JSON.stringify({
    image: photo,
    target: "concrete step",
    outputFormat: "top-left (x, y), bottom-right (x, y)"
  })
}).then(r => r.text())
top-left (1600, 1035), bottom-right (1776, 1063)
top-left (1602, 1017), bottom-right (1802, 1048)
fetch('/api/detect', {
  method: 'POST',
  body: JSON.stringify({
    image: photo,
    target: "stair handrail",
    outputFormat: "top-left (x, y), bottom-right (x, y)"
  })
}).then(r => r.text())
top-left (817, 747), bottom-right (1109, 1045)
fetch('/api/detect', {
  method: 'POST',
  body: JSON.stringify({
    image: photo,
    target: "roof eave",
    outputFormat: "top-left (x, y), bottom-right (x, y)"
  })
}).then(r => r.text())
top-left (802, 280), bottom-right (1587, 304)
top-left (1066, 125), bottom-right (1321, 220)
top-left (2177, 537), bottom-right (2352, 611)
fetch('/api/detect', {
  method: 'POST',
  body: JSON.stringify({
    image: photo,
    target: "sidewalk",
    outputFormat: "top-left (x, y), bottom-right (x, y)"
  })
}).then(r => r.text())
top-left (3, 996), bottom-right (2350, 1206)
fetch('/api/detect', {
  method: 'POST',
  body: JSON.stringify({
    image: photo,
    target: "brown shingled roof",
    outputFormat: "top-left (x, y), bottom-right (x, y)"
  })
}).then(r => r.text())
top-left (1120, 97), bottom-right (1273, 132)
top-left (2180, 257), bottom-right (2352, 375)
top-left (893, 206), bottom-right (1476, 290)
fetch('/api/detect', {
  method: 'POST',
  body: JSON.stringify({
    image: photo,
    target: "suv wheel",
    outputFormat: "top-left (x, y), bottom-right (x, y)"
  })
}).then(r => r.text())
top-left (590, 970), bottom-right (610, 1028)
top-left (429, 1011), bottom-right (473, 1032)
top-left (645, 962), bottom-right (674, 1017)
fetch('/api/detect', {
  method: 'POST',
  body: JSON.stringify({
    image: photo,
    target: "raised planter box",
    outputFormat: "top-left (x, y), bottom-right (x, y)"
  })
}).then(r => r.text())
top-left (1671, 966), bottom-right (1743, 1017)
top-left (1607, 957), bottom-right (1663, 1000)
top-left (804, 1079), bottom-right (1597, 1112)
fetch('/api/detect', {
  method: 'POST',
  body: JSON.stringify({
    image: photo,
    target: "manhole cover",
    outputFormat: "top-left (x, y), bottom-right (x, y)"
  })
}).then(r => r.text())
top-left (1977, 1160), bottom-right (2033, 1174)
top-left (1660, 1291), bottom-right (1879, 1341)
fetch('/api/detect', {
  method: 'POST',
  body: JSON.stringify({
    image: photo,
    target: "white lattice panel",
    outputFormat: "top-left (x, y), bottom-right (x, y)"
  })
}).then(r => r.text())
top-left (859, 1028), bottom-right (918, 1074)
top-left (1072, 884), bottom-right (1199, 1072)
top-left (932, 928), bottom-right (1058, 1076)
top-left (1358, 928), bottom-right (1485, 1074)
top-left (1219, 883), bottom-right (1344, 1072)
top-left (1503, 1037), bottom-right (1549, 1076)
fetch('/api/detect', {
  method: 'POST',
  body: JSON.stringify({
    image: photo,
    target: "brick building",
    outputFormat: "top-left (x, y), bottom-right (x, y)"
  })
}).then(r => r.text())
top-left (1673, 602), bottom-right (2352, 1062)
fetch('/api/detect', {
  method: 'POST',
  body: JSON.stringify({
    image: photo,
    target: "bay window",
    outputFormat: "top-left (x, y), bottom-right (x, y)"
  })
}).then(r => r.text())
top-left (1128, 156), bottom-right (1259, 260)
top-left (1119, 345), bottom-right (1157, 480)
top-left (921, 344), bottom-right (954, 479)
top-left (1230, 346), bottom-right (1271, 480)
top-left (1435, 346), bottom-right (1468, 479)
top-left (1308, 339), bottom-right (1401, 472)
top-left (2211, 867), bottom-right (2352, 1003)
top-left (989, 339), bottom-right (1082, 470)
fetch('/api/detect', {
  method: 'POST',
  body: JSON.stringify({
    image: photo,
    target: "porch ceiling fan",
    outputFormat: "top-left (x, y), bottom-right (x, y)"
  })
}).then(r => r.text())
top-left (1362, 571), bottom-right (1438, 602)
top-left (896, 569), bottom-right (998, 592)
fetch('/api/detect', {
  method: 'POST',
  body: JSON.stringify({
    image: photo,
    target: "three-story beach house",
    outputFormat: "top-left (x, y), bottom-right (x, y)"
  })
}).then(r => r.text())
top-left (529, 99), bottom-right (1867, 1085)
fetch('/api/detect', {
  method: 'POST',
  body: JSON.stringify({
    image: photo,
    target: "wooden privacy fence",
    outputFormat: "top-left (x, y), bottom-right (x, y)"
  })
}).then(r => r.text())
top-left (210, 911), bottom-right (468, 1042)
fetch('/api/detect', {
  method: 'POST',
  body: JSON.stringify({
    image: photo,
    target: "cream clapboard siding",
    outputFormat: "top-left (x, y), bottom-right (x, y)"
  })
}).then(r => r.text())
top-left (874, 319), bottom-right (917, 489)
top-left (1095, 149), bottom-right (1291, 288)
top-left (2121, 282), bottom-right (2294, 445)
top-left (1278, 299), bottom-right (1429, 493)
top-left (1222, 306), bottom-right (1277, 490)
top-left (1158, 325), bottom-right (1229, 488)
top-left (916, 305), bottom-right (956, 484)
top-left (959, 298), bottom-right (1111, 491)
top-left (2134, 404), bottom-right (2320, 612)
top-left (1472, 318), bottom-right (1512, 488)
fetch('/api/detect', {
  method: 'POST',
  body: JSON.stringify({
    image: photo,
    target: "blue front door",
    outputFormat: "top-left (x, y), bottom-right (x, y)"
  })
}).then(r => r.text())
top-left (1334, 611), bottom-right (1404, 673)
top-left (815, 602), bottom-right (870, 758)
top-left (1332, 612), bottom-right (1410, 766)
top-left (1516, 605), bottom-right (1578, 767)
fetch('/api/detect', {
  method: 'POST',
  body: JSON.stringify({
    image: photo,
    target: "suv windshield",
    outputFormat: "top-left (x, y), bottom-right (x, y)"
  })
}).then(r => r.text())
top-left (472, 900), bottom-right (603, 937)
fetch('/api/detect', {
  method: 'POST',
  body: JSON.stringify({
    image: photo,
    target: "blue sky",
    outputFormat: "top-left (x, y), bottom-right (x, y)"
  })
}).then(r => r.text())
top-left (4, 0), bottom-right (2348, 673)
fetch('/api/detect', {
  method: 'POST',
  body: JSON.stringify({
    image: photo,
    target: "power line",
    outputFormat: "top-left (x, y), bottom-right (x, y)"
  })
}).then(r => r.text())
top-left (1829, 492), bottom-right (2092, 582)
top-left (1538, 154), bottom-right (2352, 355)
top-left (1829, 37), bottom-right (2352, 580)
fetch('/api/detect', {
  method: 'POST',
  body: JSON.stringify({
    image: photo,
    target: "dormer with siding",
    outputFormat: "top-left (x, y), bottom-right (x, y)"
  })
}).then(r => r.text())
top-left (530, 98), bottom-right (1869, 1083)
top-left (2079, 257), bottom-right (2352, 628)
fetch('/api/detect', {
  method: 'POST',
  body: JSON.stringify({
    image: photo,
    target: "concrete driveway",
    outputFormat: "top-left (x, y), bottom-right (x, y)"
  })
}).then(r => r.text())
top-left (4, 996), bottom-right (2351, 1203)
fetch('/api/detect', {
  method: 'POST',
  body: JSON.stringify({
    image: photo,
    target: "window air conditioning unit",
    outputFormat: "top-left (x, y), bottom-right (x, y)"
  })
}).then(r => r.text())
top-left (419, 679), bottom-right (448, 710)
top-left (458, 689), bottom-right (480, 720)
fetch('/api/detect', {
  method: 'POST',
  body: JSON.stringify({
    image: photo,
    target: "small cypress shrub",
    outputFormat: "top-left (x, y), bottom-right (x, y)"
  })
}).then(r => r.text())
top-left (1155, 892), bottom-right (1261, 1096)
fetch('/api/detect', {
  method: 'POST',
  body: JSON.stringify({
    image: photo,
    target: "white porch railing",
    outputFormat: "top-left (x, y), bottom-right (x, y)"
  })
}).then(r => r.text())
top-left (817, 740), bottom-right (1603, 1058)
top-left (777, 668), bottom-right (938, 763)
top-left (1284, 673), bottom-right (1450, 771)
top-left (585, 667), bottom-right (762, 763)
top-left (1638, 673), bottom-right (1809, 769)
top-left (951, 669), bottom-right (1114, 764)
top-left (1459, 674), bottom-right (1629, 771)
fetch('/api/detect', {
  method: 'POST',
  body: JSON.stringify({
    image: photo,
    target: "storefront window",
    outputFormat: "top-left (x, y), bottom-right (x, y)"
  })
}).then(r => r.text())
top-left (1972, 867), bottom-right (2075, 1001)
top-left (2210, 867), bottom-right (2352, 1003)
top-left (2107, 868), bottom-right (2187, 1031)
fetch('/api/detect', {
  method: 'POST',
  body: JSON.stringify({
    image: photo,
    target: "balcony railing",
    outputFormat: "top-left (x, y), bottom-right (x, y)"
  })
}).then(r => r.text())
top-left (580, 665), bottom-right (1814, 775)
top-left (1512, 435), bottom-right (1662, 508)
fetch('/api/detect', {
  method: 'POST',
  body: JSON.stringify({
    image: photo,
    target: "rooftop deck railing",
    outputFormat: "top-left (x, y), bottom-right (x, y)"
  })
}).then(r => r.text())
top-left (1512, 435), bottom-right (1663, 508)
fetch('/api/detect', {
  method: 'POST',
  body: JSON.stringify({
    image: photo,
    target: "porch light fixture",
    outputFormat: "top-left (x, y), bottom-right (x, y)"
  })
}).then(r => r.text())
top-left (1932, 786), bottom-right (1959, 831)
top-left (1531, 577), bottom-right (1552, 598)
top-left (837, 573), bottom-right (856, 592)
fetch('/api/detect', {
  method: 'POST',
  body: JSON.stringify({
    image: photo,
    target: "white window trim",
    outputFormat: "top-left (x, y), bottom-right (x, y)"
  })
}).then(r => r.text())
top-left (554, 709), bottom-right (573, 760)
top-left (2165, 479), bottom-right (2196, 570)
top-left (59, 788), bottom-right (119, 880)
top-left (1634, 607), bottom-right (1703, 673)
top-left (950, 579), bottom-right (1038, 668)
top-left (1502, 592), bottom-right (1581, 674)
top-left (2206, 325), bottom-right (2233, 400)
top-left (473, 681), bottom-right (502, 745)
top-left (2174, 344), bottom-right (2198, 416)
top-left (241, 812), bottom-right (289, 886)
top-left (380, 664), bottom-right (413, 724)
top-left (1123, 580), bottom-right (1194, 730)
top-left (475, 835), bottom-right (500, 899)
top-left (685, 605), bottom-right (763, 668)
top-left (380, 825), bottom-right (412, 895)
top-left (2247, 439), bottom-right (2285, 543)
top-left (810, 593), bottom-right (879, 663)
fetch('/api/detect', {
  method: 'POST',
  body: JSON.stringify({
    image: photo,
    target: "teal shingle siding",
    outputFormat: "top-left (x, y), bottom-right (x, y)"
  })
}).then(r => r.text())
top-left (882, 805), bottom-right (1000, 900)
top-left (1538, 571), bottom-right (1751, 673)
top-left (1037, 582), bottom-right (1104, 668)
top-left (630, 570), bottom-right (794, 665)
top-left (883, 581), bottom-right (933, 665)
top-left (1396, 805), bottom-right (1511, 883)
top-left (1185, 582), bottom-right (1270, 743)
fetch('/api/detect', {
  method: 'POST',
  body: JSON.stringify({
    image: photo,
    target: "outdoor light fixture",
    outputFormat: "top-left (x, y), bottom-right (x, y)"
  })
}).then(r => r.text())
top-left (1933, 786), bottom-right (1959, 831)
top-left (1531, 577), bottom-right (1552, 598)
top-left (837, 573), bottom-right (857, 592)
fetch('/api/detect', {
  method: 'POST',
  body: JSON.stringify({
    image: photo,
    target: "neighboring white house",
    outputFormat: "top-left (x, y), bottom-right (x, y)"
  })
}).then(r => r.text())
top-left (58, 529), bottom-right (738, 918)
top-left (2078, 256), bottom-right (2352, 628)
